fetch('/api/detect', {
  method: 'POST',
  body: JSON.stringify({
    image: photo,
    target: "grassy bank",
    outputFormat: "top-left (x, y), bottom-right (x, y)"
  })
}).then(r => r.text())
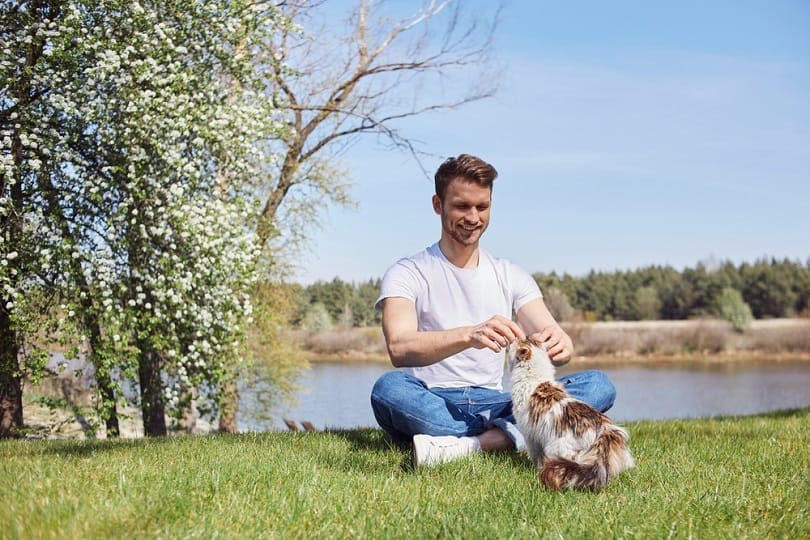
top-left (291, 318), bottom-right (810, 363)
top-left (2, 408), bottom-right (808, 538)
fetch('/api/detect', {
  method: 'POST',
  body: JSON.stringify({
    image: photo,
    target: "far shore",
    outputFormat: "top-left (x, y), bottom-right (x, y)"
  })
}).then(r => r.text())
top-left (305, 350), bottom-right (810, 366)
top-left (296, 318), bottom-right (810, 366)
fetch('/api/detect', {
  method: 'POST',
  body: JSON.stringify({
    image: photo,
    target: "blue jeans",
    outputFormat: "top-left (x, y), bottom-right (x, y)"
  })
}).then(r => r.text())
top-left (370, 370), bottom-right (616, 451)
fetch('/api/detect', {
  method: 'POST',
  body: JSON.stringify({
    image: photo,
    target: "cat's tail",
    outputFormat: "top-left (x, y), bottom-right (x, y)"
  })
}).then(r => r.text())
top-left (540, 425), bottom-right (635, 490)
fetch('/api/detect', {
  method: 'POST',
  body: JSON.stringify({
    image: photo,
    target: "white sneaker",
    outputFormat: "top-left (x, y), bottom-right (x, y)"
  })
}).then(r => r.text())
top-left (412, 434), bottom-right (477, 467)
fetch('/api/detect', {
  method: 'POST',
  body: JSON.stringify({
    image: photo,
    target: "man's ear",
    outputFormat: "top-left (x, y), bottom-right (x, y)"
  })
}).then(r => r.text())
top-left (432, 194), bottom-right (442, 215)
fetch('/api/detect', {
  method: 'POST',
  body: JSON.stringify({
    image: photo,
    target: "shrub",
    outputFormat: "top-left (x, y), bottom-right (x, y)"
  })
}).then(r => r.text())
top-left (683, 320), bottom-right (730, 353)
top-left (713, 288), bottom-right (753, 333)
top-left (544, 287), bottom-right (576, 322)
top-left (302, 302), bottom-right (333, 332)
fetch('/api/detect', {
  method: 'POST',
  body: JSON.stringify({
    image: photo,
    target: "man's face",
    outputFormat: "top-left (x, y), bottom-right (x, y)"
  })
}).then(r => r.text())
top-left (433, 178), bottom-right (491, 247)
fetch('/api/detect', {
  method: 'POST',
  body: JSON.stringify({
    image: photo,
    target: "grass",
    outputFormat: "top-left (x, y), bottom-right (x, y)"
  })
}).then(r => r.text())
top-left (2, 409), bottom-right (808, 539)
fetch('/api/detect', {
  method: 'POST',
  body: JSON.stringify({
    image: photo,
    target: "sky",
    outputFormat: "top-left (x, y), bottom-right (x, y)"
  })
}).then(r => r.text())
top-left (293, 0), bottom-right (810, 284)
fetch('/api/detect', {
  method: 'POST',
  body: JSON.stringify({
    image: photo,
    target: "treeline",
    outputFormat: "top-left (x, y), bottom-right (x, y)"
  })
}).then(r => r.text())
top-left (288, 278), bottom-right (383, 330)
top-left (535, 257), bottom-right (810, 322)
top-left (287, 257), bottom-right (809, 328)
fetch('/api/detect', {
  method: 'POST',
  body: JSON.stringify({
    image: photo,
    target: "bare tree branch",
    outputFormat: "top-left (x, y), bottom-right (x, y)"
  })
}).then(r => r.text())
top-left (256, 0), bottom-right (501, 244)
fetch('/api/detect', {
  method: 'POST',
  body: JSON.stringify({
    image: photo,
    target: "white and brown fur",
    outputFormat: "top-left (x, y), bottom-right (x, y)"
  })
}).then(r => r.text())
top-left (508, 337), bottom-right (634, 490)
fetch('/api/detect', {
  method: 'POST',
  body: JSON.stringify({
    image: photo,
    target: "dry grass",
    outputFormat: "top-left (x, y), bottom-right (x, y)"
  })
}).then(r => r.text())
top-left (569, 319), bottom-right (733, 356)
top-left (293, 319), bottom-right (810, 362)
top-left (568, 319), bottom-right (810, 358)
top-left (741, 320), bottom-right (810, 352)
top-left (287, 326), bottom-right (388, 361)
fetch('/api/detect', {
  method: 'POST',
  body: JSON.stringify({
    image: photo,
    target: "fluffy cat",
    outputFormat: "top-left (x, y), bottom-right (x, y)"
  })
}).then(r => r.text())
top-left (508, 337), bottom-right (635, 490)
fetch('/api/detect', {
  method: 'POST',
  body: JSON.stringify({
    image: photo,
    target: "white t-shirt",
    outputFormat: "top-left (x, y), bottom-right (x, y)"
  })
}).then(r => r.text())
top-left (375, 242), bottom-right (542, 390)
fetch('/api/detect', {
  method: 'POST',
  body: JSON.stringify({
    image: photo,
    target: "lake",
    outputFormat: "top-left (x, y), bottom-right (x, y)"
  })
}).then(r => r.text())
top-left (238, 359), bottom-right (810, 432)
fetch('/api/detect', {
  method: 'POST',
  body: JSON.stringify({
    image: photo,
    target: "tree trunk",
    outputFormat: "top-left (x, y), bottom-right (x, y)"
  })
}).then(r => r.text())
top-left (42, 166), bottom-right (121, 437)
top-left (180, 386), bottom-right (198, 434)
top-left (0, 310), bottom-right (23, 438)
top-left (1, 82), bottom-right (25, 439)
top-left (218, 374), bottom-right (239, 433)
top-left (83, 307), bottom-right (118, 438)
top-left (0, 133), bottom-right (24, 439)
top-left (95, 359), bottom-right (120, 438)
top-left (137, 347), bottom-right (166, 436)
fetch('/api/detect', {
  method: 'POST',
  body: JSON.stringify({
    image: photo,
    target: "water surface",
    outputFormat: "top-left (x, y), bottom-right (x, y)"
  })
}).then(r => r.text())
top-left (238, 359), bottom-right (810, 431)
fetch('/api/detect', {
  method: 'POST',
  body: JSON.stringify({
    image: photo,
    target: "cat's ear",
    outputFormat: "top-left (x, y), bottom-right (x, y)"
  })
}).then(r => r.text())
top-left (516, 343), bottom-right (533, 361)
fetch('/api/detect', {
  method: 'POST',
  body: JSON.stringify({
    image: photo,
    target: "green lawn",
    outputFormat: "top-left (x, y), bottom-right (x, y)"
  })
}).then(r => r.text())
top-left (2, 408), bottom-right (808, 539)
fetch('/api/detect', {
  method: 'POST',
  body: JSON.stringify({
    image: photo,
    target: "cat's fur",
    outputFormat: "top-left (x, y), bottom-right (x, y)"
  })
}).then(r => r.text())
top-left (508, 337), bottom-right (635, 490)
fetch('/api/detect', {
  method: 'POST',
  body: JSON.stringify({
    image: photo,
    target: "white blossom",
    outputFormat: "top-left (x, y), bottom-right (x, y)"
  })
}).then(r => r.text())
top-left (2, 0), bottom-right (284, 425)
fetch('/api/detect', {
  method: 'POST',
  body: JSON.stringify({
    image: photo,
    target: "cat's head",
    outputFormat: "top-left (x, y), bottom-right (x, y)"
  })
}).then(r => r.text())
top-left (507, 336), bottom-right (546, 369)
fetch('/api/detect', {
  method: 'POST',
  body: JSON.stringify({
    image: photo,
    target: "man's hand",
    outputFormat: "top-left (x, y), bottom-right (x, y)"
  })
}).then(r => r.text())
top-left (533, 326), bottom-right (574, 366)
top-left (469, 315), bottom-right (525, 353)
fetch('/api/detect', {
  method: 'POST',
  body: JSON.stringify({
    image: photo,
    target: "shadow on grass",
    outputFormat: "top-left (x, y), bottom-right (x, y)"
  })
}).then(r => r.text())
top-left (326, 428), bottom-right (392, 451)
top-left (326, 427), bottom-right (415, 472)
top-left (15, 408), bottom-right (806, 467)
top-left (19, 434), bottom-right (176, 458)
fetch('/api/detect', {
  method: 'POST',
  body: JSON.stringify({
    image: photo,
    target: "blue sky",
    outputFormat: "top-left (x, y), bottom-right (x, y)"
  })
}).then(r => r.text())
top-left (293, 0), bottom-right (810, 284)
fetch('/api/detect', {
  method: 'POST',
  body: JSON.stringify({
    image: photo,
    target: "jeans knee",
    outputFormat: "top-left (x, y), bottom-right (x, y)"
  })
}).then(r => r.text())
top-left (370, 370), bottom-right (406, 405)
top-left (563, 369), bottom-right (616, 413)
top-left (590, 370), bottom-right (616, 412)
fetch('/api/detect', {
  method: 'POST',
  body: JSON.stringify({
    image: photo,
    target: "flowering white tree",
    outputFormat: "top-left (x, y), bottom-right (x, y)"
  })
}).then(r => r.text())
top-left (1, 0), bottom-right (283, 437)
top-left (2, 0), bottom-right (499, 438)
top-left (1, 0), bottom-right (86, 437)
top-left (218, 0), bottom-right (500, 432)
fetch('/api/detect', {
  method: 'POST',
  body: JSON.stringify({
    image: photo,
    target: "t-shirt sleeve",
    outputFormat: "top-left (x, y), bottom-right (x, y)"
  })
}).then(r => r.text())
top-left (509, 261), bottom-right (542, 313)
top-left (375, 259), bottom-right (422, 313)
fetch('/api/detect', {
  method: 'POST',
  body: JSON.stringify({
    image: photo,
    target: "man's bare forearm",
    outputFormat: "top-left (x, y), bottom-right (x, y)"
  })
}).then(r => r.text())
top-left (384, 326), bottom-right (474, 367)
top-left (381, 297), bottom-right (523, 368)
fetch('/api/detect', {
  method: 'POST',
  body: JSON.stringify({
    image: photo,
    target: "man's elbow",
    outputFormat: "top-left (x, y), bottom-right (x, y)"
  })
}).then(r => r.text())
top-left (385, 341), bottom-right (409, 367)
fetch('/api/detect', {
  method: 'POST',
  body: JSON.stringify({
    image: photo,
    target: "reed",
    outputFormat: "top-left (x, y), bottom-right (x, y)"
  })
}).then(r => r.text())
top-left (288, 326), bottom-right (388, 359)
top-left (293, 319), bottom-right (810, 360)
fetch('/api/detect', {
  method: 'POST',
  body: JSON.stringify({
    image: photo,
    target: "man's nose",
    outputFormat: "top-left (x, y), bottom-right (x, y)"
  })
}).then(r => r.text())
top-left (465, 208), bottom-right (479, 222)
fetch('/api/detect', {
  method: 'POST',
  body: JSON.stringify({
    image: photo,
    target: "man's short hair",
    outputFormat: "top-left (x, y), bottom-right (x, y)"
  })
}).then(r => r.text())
top-left (434, 154), bottom-right (498, 201)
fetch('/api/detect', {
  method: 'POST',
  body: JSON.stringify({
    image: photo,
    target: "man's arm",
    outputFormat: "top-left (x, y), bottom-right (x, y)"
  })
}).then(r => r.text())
top-left (516, 297), bottom-right (574, 365)
top-left (381, 296), bottom-right (524, 368)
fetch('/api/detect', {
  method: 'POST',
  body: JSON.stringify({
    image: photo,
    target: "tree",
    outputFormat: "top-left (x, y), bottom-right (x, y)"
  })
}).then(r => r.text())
top-left (712, 287), bottom-right (753, 333)
top-left (544, 287), bottom-right (575, 322)
top-left (351, 278), bottom-right (382, 327)
top-left (214, 0), bottom-right (500, 433)
top-left (574, 271), bottom-right (617, 321)
top-left (634, 286), bottom-right (661, 321)
top-left (1, 0), bottom-right (93, 437)
top-left (307, 278), bottom-right (354, 323)
top-left (302, 302), bottom-right (333, 332)
top-left (740, 258), bottom-right (802, 318)
top-left (77, 1), bottom-right (282, 436)
top-left (1, 0), bottom-right (283, 437)
top-left (254, 0), bottom-right (499, 247)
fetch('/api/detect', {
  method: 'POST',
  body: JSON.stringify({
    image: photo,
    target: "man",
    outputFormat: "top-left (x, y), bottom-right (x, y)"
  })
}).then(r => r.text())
top-left (370, 154), bottom-right (616, 466)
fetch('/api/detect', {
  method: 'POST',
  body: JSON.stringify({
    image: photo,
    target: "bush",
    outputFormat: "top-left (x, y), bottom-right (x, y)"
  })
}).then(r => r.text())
top-left (544, 287), bottom-right (576, 322)
top-left (713, 288), bottom-right (753, 333)
top-left (302, 302), bottom-right (333, 332)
